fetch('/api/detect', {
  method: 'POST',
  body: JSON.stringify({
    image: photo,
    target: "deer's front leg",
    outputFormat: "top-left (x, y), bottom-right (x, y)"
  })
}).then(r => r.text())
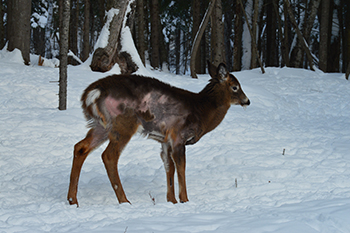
top-left (171, 144), bottom-right (189, 203)
top-left (161, 143), bottom-right (177, 204)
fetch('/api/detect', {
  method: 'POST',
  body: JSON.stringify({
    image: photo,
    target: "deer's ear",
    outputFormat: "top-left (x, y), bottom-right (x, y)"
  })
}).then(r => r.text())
top-left (217, 63), bottom-right (228, 81)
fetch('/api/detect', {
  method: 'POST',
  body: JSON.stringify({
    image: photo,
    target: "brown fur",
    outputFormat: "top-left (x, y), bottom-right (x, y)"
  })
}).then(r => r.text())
top-left (67, 62), bottom-right (250, 206)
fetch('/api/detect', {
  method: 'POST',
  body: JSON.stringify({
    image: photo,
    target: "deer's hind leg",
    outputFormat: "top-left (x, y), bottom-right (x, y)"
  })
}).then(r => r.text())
top-left (102, 109), bottom-right (140, 204)
top-left (68, 126), bottom-right (108, 206)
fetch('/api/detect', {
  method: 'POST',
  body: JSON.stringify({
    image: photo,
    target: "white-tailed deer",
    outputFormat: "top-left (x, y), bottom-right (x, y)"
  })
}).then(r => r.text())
top-left (67, 61), bottom-right (250, 206)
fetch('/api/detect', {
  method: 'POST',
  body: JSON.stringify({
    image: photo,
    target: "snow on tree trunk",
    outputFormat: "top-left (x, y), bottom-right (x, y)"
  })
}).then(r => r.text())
top-left (90, 0), bottom-right (139, 74)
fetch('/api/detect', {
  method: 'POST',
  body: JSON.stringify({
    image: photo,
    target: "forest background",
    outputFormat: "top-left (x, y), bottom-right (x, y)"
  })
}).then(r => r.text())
top-left (1, 0), bottom-right (350, 76)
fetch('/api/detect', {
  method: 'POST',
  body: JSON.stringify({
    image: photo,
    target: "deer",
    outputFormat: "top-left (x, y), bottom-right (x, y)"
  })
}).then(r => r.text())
top-left (67, 61), bottom-right (250, 206)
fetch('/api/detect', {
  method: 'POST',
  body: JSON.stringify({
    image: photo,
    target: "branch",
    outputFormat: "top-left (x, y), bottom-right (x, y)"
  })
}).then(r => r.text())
top-left (190, 0), bottom-right (216, 79)
top-left (283, 0), bottom-right (315, 71)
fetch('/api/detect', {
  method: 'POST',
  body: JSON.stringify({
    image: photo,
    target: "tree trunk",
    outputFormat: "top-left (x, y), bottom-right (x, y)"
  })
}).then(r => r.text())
top-left (190, 0), bottom-right (216, 78)
top-left (59, 0), bottom-right (71, 110)
top-left (7, 0), bottom-right (31, 65)
top-left (82, 0), bottom-right (90, 62)
top-left (265, 0), bottom-right (278, 67)
top-left (290, 0), bottom-right (321, 68)
top-left (45, 0), bottom-right (54, 58)
top-left (90, 0), bottom-right (137, 73)
top-left (69, 0), bottom-right (79, 55)
top-left (175, 25), bottom-right (181, 74)
top-left (346, 60), bottom-right (350, 80)
top-left (192, 0), bottom-right (201, 74)
top-left (343, 0), bottom-right (350, 73)
top-left (319, 0), bottom-right (330, 72)
top-left (284, 0), bottom-right (315, 71)
top-left (137, 0), bottom-right (145, 64)
top-left (150, 0), bottom-right (160, 69)
top-left (273, 0), bottom-right (289, 67)
top-left (211, 0), bottom-right (225, 66)
top-left (239, 0), bottom-right (265, 73)
top-left (224, 2), bottom-right (234, 71)
top-left (251, 0), bottom-right (259, 69)
top-left (233, 0), bottom-right (243, 71)
top-left (0, 0), bottom-right (5, 50)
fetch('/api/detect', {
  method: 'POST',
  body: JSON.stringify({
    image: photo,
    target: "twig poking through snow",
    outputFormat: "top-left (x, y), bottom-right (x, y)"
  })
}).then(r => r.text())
top-left (149, 192), bottom-right (155, 205)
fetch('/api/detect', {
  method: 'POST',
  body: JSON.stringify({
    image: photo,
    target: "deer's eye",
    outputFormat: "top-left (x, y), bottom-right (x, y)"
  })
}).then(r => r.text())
top-left (232, 86), bottom-right (239, 92)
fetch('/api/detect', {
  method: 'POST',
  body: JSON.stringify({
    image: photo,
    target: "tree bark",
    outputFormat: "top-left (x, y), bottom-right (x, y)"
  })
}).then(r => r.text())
top-left (343, 0), bottom-right (350, 73)
top-left (211, 0), bottom-right (225, 66)
top-left (150, 0), bottom-right (160, 69)
top-left (266, 0), bottom-right (278, 67)
top-left (346, 60), bottom-right (350, 80)
top-left (0, 0), bottom-right (4, 50)
top-left (59, 0), bottom-right (71, 110)
top-left (82, 0), bottom-right (90, 62)
top-left (319, 0), bottom-right (330, 72)
top-left (251, 0), bottom-right (259, 69)
top-left (192, 0), bottom-right (201, 74)
top-left (137, 0), bottom-right (145, 64)
top-left (90, 0), bottom-right (137, 73)
top-left (7, 0), bottom-right (31, 65)
top-left (190, 0), bottom-right (216, 78)
top-left (233, 0), bottom-right (243, 71)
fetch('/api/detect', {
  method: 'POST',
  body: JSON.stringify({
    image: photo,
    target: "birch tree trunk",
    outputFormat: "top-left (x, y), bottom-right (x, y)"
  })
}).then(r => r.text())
top-left (59, 0), bottom-right (70, 110)
top-left (239, 0), bottom-right (265, 73)
top-left (211, 0), bottom-right (225, 66)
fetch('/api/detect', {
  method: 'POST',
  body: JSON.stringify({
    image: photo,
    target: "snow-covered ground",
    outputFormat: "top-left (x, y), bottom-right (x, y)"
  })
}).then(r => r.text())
top-left (1, 49), bottom-right (350, 233)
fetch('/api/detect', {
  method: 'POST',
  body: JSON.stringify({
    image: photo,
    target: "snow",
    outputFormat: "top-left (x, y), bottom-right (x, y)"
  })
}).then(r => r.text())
top-left (1, 48), bottom-right (350, 233)
top-left (93, 8), bottom-right (120, 51)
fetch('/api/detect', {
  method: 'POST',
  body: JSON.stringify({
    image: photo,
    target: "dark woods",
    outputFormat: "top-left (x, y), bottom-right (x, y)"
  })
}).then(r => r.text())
top-left (1, 0), bottom-right (349, 74)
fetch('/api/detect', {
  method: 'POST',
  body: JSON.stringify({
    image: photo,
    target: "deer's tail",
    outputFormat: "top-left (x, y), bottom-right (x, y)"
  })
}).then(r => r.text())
top-left (81, 85), bottom-right (110, 129)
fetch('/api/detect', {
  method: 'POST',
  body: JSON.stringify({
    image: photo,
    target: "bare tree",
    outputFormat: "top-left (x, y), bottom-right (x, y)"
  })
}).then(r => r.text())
top-left (283, 0), bottom-right (315, 71)
top-left (59, 0), bottom-right (71, 110)
top-left (290, 0), bottom-right (321, 68)
top-left (7, 0), bottom-right (31, 65)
